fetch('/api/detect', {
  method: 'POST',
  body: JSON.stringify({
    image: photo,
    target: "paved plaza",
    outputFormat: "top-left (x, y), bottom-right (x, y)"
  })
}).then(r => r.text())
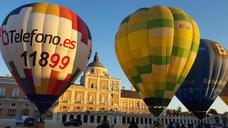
top-left (0, 119), bottom-right (133, 128)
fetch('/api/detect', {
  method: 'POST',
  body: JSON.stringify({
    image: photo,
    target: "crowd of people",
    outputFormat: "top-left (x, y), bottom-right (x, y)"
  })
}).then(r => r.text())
top-left (96, 119), bottom-right (214, 128)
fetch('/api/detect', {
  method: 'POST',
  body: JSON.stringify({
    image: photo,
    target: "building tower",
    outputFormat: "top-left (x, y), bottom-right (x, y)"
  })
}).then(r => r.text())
top-left (81, 52), bottom-right (121, 111)
top-left (55, 52), bottom-right (121, 114)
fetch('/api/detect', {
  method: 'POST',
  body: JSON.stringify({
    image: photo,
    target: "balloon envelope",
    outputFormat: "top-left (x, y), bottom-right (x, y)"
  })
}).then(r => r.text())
top-left (0, 3), bottom-right (92, 114)
top-left (176, 39), bottom-right (228, 119)
top-left (220, 82), bottom-right (228, 105)
top-left (115, 5), bottom-right (200, 116)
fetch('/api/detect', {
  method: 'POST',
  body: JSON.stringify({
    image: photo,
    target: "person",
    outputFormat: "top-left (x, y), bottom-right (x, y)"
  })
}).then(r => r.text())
top-left (181, 124), bottom-right (185, 128)
top-left (128, 119), bottom-right (138, 128)
top-left (167, 122), bottom-right (173, 128)
top-left (35, 116), bottom-right (44, 128)
top-left (98, 118), bottom-right (110, 128)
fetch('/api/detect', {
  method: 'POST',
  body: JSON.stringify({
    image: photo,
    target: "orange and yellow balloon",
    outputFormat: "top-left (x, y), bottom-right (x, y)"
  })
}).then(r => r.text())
top-left (220, 82), bottom-right (228, 105)
top-left (115, 5), bottom-right (200, 116)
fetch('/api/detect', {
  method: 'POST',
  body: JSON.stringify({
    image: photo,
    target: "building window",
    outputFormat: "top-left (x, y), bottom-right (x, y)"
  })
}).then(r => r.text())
top-left (91, 69), bottom-right (94, 74)
top-left (90, 115), bottom-right (94, 123)
top-left (84, 115), bottom-right (88, 123)
top-left (149, 118), bottom-right (152, 125)
top-left (22, 108), bottom-right (29, 116)
top-left (62, 106), bottom-right (68, 111)
top-left (169, 119), bottom-right (172, 123)
top-left (91, 83), bottom-right (94, 88)
top-left (88, 96), bottom-right (94, 104)
top-left (62, 92), bottom-right (70, 103)
top-left (10, 102), bottom-right (17, 108)
top-left (122, 117), bottom-right (126, 124)
top-left (127, 117), bottom-right (130, 124)
top-left (97, 116), bottom-right (101, 123)
top-left (100, 95), bottom-right (105, 103)
top-left (145, 118), bottom-right (148, 124)
top-left (70, 115), bottom-right (74, 120)
top-left (62, 115), bottom-right (67, 123)
top-left (165, 118), bottom-right (168, 124)
top-left (12, 88), bottom-right (19, 98)
top-left (0, 88), bottom-right (6, 97)
top-left (77, 115), bottom-right (81, 120)
top-left (8, 109), bottom-right (16, 117)
top-left (137, 102), bottom-right (140, 107)
top-left (24, 103), bottom-right (30, 109)
top-left (135, 118), bottom-right (139, 124)
top-left (141, 117), bottom-right (143, 124)
top-left (130, 103), bottom-right (133, 109)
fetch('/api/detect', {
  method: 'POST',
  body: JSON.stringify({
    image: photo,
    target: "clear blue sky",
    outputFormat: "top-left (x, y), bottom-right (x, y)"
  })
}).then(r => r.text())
top-left (0, 0), bottom-right (228, 113)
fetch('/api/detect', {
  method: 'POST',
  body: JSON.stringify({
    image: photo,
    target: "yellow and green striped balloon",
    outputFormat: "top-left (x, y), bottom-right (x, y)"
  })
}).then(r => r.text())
top-left (115, 5), bottom-right (200, 116)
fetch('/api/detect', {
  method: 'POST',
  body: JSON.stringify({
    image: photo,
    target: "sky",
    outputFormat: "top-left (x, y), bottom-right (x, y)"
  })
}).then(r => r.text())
top-left (0, 0), bottom-right (228, 113)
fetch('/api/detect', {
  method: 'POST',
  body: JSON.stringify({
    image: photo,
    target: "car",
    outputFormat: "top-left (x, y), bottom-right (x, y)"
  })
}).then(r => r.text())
top-left (63, 119), bottom-right (82, 127)
top-left (23, 117), bottom-right (37, 127)
top-left (15, 115), bottom-right (28, 126)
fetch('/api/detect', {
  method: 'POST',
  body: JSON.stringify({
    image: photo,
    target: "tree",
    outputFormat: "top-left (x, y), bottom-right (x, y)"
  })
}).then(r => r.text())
top-left (176, 106), bottom-right (182, 113)
top-left (208, 109), bottom-right (218, 115)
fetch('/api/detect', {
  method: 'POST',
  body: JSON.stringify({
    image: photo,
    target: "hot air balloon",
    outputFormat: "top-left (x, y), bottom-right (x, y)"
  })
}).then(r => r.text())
top-left (220, 82), bottom-right (228, 105)
top-left (176, 39), bottom-right (228, 119)
top-left (115, 5), bottom-right (200, 116)
top-left (0, 2), bottom-right (92, 115)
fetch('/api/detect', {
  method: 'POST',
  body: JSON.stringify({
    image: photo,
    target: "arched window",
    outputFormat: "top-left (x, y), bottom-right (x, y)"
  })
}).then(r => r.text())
top-left (149, 118), bottom-right (152, 125)
top-left (131, 117), bottom-right (135, 122)
top-left (165, 118), bottom-right (168, 124)
top-left (114, 117), bottom-right (117, 124)
top-left (145, 118), bottom-right (148, 124)
top-left (69, 115), bottom-right (74, 120)
top-left (122, 117), bottom-right (126, 124)
top-left (136, 117), bottom-right (139, 124)
top-left (97, 115), bottom-right (101, 123)
top-left (90, 115), bottom-right (94, 123)
top-left (140, 117), bottom-right (143, 124)
top-left (91, 83), bottom-right (94, 88)
top-left (127, 117), bottom-right (130, 124)
top-left (62, 115), bottom-right (67, 123)
top-left (77, 115), bottom-right (81, 120)
top-left (103, 116), bottom-right (107, 121)
top-left (84, 115), bottom-right (88, 123)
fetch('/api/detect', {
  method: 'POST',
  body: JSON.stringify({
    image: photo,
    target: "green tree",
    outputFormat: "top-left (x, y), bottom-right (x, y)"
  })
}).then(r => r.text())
top-left (208, 109), bottom-right (218, 115)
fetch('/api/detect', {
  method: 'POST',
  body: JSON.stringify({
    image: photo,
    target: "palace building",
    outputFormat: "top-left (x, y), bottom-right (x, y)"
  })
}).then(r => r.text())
top-left (0, 52), bottom-right (217, 127)
top-left (53, 52), bottom-right (149, 113)
top-left (52, 52), bottom-right (152, 126)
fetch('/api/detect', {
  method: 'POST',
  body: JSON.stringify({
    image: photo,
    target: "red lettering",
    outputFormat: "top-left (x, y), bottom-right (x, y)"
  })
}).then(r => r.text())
top-left (63, 39), bottom-right (70, 48)
top-left (70, 40), bottom-right (77, 49)
top-left (63, 39), bottom-right (77, 49)
top-left (1, 28), bottom-right (9, 45)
